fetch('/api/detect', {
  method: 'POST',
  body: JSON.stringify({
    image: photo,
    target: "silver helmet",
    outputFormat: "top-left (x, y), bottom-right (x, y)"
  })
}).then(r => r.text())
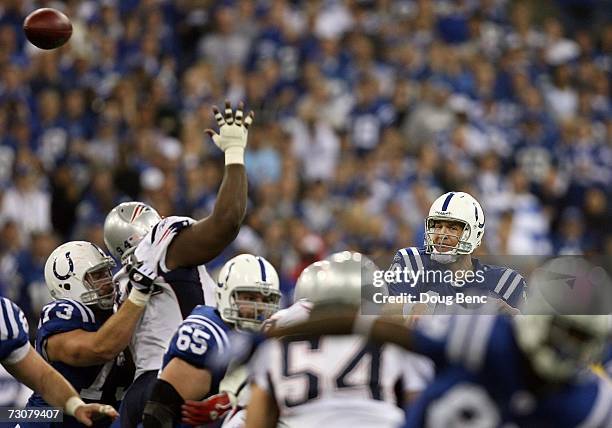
top-left (294, 251), bottom-right (377, 306)
top-left (103, 202), bottom-right (161, 264)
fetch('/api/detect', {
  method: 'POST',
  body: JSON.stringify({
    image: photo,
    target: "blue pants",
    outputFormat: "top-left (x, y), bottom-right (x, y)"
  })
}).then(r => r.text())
top-left (115, 370), bottom-right (157, 428)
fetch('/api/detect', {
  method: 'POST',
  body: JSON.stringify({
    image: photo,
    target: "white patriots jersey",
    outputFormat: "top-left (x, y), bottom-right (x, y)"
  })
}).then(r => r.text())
top-left (250, 302), bottom-right (434, 428)
top-left (220, 302), bottom-right (314, 428)
top-left (114, 216), bottom-right (217, 379)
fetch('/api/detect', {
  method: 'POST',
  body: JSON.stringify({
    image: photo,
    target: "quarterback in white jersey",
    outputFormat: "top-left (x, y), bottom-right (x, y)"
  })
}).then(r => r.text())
top-left (246, 252), bottom-right (433, 428)
top-left (104, 101), bottom-right (254, 427)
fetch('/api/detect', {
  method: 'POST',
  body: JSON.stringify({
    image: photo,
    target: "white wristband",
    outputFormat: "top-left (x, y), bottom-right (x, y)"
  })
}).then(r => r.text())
top-left (352, 315), bottom-right (377, 338)
top-left (224, 147), bottom-right (244, 165)
top-left (65, 395), bottom-right (85, 416)
top-left (128, 288), bottom-right (151, 307)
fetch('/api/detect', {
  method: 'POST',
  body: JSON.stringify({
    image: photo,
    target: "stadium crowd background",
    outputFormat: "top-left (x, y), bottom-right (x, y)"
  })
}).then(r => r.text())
top-left (0, 0), bottom-right (610, 326)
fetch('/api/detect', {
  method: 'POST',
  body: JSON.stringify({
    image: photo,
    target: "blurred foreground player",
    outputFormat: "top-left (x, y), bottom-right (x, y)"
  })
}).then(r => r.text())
top-left (271, 312), bottom-right (612, 426)
top-left (388, 191), bottom-right (525, 314)
top-left (142, 254), bottom-right (281, 427)
top-left (1, 296), bottom-right (118, 426)
top-left (26, 241), bottom-right (153, 427)
top-left (103, 101), bottom-right (253, 427)
top-left (246, 252), bottom-right (433, 428)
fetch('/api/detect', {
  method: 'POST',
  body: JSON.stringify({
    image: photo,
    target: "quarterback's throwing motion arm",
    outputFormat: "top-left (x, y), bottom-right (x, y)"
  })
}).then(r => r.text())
top-left (165, 102), bottom-right (252, 270)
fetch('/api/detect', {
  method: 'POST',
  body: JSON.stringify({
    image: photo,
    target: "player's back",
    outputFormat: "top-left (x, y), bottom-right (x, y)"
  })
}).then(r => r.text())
top-left (406, 315), bottom-right (612, 427)
top-left (251, 303), bottom-right (432, 428)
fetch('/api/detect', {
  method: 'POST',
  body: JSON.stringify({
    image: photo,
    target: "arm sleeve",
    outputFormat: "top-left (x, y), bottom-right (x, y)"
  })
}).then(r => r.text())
top-left (412, 314), bottom-right (500, 373)
top-left (494, 269), bottom-right (526, 309)
top-left (37, 300), bottom-right (96, 359)
top-left (249, 341), bottom-right (274, 393)
top-left (0, 298), bottom-right (30, 365)
top-left (504, 274), bottom-right (526, 309)
top-left (397, 348), bottom-right (435, 393)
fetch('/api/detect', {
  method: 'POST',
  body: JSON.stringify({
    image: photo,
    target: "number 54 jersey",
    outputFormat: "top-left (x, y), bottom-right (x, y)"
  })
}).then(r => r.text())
top-left (250, 325), bottom-right (434, 427)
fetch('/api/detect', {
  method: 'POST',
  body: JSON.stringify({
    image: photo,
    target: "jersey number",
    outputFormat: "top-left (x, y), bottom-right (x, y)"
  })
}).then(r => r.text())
top-left (426, 384), bottom-right (500, 428)
top-left (41, 303), bottom-right (74, 323)
top-left (281, 338), bottom-right (381, 407)
top-left (176, 325), bottom-right (209, 355)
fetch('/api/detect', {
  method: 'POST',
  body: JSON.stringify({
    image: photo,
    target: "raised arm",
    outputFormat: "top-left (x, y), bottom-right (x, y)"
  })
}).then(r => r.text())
top-left (166, 102), bottom-right (252, 270)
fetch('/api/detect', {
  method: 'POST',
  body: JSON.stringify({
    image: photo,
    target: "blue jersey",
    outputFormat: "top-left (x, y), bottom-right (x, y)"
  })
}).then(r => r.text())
top-left (27, 299), bottom-right (133, 428)
top-left (162, 305), bottom-right (232, 398)
top-left (0, 297), bottom-right (30, 365)
top-left (405, 315), bottom-right (612, 427)
top-left (387, 247), bottom-right (526, 311)
top-left (602, 345), bottom-right (612, 379)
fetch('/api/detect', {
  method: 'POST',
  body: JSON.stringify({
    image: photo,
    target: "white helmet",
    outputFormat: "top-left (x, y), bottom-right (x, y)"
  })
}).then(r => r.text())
top-left (45, 241), bottom-right (116, 309)
top-left (424, 191), bottom-right (485, 262)
top-left (295, 251), bottom-right (377, 306)
top-left (514, 315), bottom-right (610, 381)
top-left (103, 202), bottom-right (161, 264)
top-left (217, 254), bottom-right (281, 332)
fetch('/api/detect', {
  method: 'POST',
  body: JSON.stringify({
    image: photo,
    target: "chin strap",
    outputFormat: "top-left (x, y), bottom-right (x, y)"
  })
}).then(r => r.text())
top-left (430, 251), bottom-right (459, 264)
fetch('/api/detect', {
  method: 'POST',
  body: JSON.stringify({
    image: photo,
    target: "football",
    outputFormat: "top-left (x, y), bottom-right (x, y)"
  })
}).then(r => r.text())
top-left (23, 8), bottom-right (72, 50)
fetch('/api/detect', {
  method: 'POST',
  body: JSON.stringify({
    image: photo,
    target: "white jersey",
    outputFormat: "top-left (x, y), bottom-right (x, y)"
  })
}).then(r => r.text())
top-left (221, 302), bottom-right (313, 428)
top-left (250, 301), bottom-right (434, 428)
top-left (114, 216), bottom-right (217, 379)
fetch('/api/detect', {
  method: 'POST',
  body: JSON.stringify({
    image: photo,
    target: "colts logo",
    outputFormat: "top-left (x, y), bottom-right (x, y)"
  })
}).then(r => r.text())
top-left (53, 252), bottom-right (75, 281)
top-left (474, 205), bottom-right (485, 229)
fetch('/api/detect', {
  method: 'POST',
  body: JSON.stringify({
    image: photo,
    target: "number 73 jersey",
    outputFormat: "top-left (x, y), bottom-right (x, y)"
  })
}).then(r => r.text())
top-left (250, 334), bottom-right (434, 428)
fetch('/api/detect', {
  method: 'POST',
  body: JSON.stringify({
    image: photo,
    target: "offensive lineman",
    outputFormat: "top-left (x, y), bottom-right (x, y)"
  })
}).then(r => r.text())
top-left (25, 241), bottom-right (153, 427)
top-left (103, 102), bottom-right (253, 427)
top-left (246, 252), bottom-right (433, 428)
top-left (141, 254), bottom-right (281, 427)
top-left (0, 296), bottom-right (119, 425)
top-left (387, 191), bottom-right (525, 314)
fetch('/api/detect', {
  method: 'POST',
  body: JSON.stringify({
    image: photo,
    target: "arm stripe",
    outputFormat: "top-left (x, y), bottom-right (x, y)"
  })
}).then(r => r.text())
top-left (409, 247), bottom-right (424, 273)
top-left (0, 299), bottom-right (9, 340)
top-left (4, 299), bottom-right (19, 339)
top-left (465, 316), bottom-right (495, 371)
top-left (399, 249), bottom-right (415, 274)
top-left (503, 274), bottom-right (523, 300)
top-left (576, 378), bottom-right (612, 428)
top-left (446, 315), bottom-right (473, 364)
top-left (494, 269), bottom-right (512, 294)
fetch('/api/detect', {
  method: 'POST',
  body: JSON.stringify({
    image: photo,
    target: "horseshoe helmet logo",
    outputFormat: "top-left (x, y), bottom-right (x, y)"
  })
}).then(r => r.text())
top-left (53, 252), bottom-right (75, 281)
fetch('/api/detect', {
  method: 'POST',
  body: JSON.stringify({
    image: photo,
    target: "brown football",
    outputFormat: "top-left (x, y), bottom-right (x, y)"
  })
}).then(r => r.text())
top-left (23, 8), bottom-right (72, 50)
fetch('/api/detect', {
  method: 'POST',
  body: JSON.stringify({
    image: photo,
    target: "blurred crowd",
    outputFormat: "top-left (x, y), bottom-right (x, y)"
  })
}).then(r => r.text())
top-left (0, 0), bottom-right (610, 321)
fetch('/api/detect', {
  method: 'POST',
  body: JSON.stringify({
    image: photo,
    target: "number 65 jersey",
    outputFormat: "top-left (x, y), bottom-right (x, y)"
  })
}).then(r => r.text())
top-left (250, 326), bottom-right (434, 427)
